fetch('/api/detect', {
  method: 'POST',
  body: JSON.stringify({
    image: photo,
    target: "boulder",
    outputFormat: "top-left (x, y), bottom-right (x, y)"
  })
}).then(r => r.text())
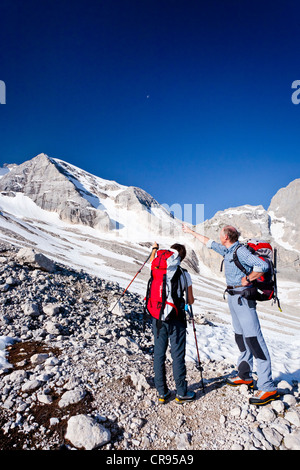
top-left (65, 414), bottom-right (111, 450)
top-left (17, 248), bottom-right (55, 273)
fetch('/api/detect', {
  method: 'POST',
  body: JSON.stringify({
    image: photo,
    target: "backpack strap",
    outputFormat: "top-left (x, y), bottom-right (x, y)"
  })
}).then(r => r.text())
top-left (272, 248), bottom-right (282, 311)
top-left (220, 259), bottom-right (224, 272)
top-left (144, 272), bottom-right (153, 313)
top-left (156, 273), bottom-right (167, 336)
top-left (179, 267), bottom-right (189, 305)
top-left (220, 244), bottom-right (248, 274)
top-left (232, 244), bottom-right (249, 275)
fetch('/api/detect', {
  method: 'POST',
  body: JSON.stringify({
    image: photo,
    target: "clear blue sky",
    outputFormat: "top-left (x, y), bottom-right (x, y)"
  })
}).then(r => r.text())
top-left (0, 0), bottom-right (299, 222)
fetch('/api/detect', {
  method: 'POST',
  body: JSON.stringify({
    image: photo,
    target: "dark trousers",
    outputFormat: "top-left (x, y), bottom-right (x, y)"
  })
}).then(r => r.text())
top-left (152, 317), bottom-right (187, 396)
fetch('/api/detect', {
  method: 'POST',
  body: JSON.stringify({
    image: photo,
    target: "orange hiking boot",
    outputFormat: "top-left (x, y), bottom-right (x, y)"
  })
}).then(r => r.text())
top-left (158, 389), bottom-right (171, 404)
top-left (226, 375), bottom-right (254, 389)
top-left (249, 389), bottom-right (280, 406)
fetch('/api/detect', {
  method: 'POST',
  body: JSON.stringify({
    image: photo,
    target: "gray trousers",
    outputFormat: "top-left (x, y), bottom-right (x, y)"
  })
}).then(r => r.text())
top-left (227, 289), bottom-right (276, 392)
top-left (152, 318), bottom-right (187, 396)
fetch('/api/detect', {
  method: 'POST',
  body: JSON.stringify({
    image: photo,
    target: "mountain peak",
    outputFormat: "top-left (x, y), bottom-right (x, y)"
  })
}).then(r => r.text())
top-left (34, 152), bottom-right (51, 160)
top-left (268, 178), bottom-right (300, 253)
top-left (0, 153), bottom-right (112, 231)
top-left (0, 154), bottom-right (178, 238)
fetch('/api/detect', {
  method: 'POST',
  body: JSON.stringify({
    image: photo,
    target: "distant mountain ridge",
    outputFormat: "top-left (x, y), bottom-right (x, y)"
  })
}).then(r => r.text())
top-left (194, 180), bottom-right (300, 282)
top-left (0, 154), bottom-right (299, 284)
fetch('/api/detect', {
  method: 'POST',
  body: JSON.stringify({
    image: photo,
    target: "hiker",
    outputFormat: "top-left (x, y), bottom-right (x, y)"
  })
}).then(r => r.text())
top-left (146, 242), bottom-right (196, 404)
top-left (182, 224), bottom-right (279, 406)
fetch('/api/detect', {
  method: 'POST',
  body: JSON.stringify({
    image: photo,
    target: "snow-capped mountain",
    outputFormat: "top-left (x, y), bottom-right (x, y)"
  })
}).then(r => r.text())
top-left (0, 154), bottom-right (198, 295)
top-left (194, 195), bottom-right (300, 284)
top-left (0, 154), bottom-right (178, 236)
top-left (0, 153), bottom-right (299, 322)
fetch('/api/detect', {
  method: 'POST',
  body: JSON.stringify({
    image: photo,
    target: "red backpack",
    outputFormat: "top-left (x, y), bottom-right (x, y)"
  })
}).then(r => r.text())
top-left (145, 250), bottom-right (185, 324)
top-left (232, 239), bottom-right (281, 309)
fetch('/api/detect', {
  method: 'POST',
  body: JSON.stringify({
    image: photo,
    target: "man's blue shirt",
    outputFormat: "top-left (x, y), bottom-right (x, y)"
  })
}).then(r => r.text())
top-left (207, 240), bottom-right (269, 286)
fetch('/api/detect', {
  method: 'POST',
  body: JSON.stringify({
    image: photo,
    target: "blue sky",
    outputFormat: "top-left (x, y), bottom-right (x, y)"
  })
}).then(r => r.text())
top-left (0, 0), bottom-right (299, 222)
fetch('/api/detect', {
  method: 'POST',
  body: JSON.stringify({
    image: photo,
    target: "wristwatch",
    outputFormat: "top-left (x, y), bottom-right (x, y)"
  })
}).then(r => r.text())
top-left (246, 276), bottom-right (251, 283)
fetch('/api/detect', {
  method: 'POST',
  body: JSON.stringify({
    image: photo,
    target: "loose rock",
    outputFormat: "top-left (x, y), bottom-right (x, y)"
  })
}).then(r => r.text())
top-left (0, 243), bottom-right (299, 451)
top-left (65, 414), bottom-right (111, 450)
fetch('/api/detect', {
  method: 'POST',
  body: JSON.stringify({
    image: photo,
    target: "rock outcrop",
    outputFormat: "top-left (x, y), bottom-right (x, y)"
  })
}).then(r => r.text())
top-left (191, 188), bottom-right (300, 282)
top-left (0, 154), bottom-right (112, 231)
top-left (0, 154), bottom-right (178, 237)
top-left (192, 205), bottom-right (271, 278)
top-left (268, 178), bottom-right (300, 252)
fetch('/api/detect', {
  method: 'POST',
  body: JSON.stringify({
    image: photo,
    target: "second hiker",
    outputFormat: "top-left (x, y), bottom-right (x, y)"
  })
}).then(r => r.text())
top-left (182, 224), bottom-right (279, 406)
top-left (145, 242), bottom-right (196, 404)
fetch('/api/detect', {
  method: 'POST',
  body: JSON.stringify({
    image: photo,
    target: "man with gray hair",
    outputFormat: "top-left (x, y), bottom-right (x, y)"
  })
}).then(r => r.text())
top-left (182, 224), bottom-right (279, 406)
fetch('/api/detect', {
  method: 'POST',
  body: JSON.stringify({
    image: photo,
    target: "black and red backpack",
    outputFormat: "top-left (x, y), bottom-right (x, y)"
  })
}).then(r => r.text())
top-left (144, 250), bottom-right (186, 333)
top-left (232, 239), bottom-right (281, 310)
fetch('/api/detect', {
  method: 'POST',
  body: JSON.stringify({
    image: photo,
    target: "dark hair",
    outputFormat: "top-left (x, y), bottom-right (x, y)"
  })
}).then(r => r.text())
top-left (171, 243), bottom-right (186, 261)
top-left (223, 225), bottom-right (240, 243)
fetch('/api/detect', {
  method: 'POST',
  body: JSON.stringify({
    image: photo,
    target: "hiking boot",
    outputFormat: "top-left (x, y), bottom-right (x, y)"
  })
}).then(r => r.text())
top-left (249, 389), bottom-right (280, 406)
top-left (175, 391), bottom-right (196, 404)
top-left (226, 375), bottom-right (254, 390)
top-left (158, 389), bottom-right (171, 404)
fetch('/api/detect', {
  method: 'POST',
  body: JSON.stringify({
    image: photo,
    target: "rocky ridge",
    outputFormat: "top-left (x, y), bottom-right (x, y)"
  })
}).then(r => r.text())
top-left (193, 199), bottom-right (300, 283)
top-left (0, 243), bottom-right (299, 451)
top-left (0, 154), bottom-right (112, 231)
top-left (0, 154), bottom-right (177, 237)
top-left (0, 154), bottom-right (299, 311)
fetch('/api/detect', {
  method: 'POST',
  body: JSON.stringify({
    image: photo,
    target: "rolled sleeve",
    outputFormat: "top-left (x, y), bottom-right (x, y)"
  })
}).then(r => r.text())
top-left (238, 247), bottom-right (269, 273)
top-left (207, 240), bottom-right (227, 256)
top-left (206, 239), bottom-right (214, 249)
top-left (253, 265), bottom-right (266, 272)
top-left (185, 271), bottom-right (192, 287)
top-left (252, 260), bottom-right (269, 273)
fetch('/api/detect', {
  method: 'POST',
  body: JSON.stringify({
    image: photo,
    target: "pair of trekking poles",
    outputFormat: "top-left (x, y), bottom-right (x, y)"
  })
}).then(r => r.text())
top-left (109, 247), bottom-right (205, 394)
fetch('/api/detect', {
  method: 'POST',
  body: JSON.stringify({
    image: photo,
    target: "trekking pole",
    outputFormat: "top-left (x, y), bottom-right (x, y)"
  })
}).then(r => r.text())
top-left (185, 304), bottom-right (205, 394)
top-left (273, 248), bottom-right (282, 312)
top-left (108, 249), bottom-right (154, 314)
